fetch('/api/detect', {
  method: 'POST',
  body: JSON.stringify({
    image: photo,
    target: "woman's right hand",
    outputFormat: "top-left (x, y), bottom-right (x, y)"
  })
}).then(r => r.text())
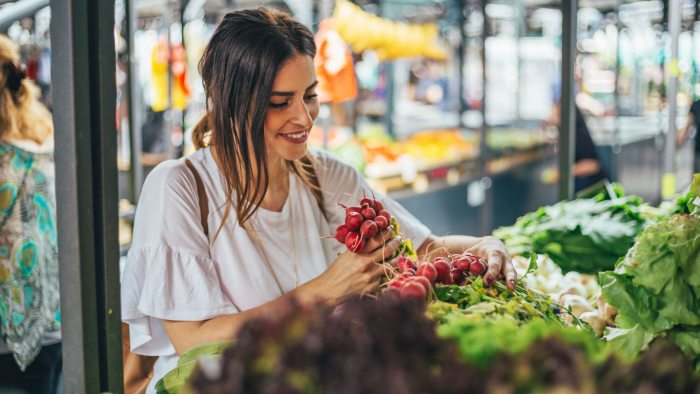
top-left (309, 226), bottom-right (401, 306)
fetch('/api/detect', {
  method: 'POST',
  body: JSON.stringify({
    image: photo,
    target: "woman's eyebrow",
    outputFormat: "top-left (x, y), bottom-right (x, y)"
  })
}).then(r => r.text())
top-left (270, 81), bottom-right (318, 96)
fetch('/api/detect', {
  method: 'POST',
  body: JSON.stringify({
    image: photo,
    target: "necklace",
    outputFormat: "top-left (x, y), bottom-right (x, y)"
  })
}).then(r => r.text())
top-left (256, 178), bottom-right (299, 294)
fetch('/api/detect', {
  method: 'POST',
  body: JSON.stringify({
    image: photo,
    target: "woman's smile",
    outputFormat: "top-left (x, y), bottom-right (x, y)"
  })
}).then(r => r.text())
top-left (278, 129), bottom-right (309, 144)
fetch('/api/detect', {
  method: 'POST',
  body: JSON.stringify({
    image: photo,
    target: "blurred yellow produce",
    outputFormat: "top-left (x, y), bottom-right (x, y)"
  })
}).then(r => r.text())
top-left (332, 0), bottom-right (447, 60)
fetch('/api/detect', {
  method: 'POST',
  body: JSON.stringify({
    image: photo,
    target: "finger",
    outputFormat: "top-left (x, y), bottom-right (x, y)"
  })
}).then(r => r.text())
top-left (366, 236), bottom-right (402, 264)
top-left (483, 251), bottom-right (504, 287)
top-left (385, 256), bottom-right (400, 268)
top-left (503, 257), bottom-right (518, 291)
top-left (362, 226), bottom-right (394, 253)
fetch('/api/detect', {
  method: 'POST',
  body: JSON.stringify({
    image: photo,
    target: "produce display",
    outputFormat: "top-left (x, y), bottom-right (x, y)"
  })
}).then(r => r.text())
top-left (185, 299), bottom-right (700, 394)
top-left (154, 178), bottom-right (700, 393)
top-left (601, 213), bottom-right (700, 369)
top-left (493, 188), bottom-right (650, 274)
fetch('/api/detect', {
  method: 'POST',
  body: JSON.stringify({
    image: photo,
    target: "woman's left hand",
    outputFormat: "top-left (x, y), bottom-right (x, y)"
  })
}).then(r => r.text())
top-left (465, 236), bottom-right (517, 290)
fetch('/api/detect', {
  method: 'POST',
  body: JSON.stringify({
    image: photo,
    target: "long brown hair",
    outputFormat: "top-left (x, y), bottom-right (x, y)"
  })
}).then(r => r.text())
top-left (0, 35), bottom-right (52, 144)
top-left (192, 9), bottom-right (322, 240)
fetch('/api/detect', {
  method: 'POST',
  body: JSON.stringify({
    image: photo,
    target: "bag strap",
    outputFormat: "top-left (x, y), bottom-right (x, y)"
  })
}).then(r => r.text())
top-left (185, 159), bottom-right (209, 237)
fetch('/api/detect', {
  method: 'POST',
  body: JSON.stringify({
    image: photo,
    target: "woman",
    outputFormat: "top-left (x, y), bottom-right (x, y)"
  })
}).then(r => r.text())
top-left (121, 9), bottom-right (517, 392)
top-left (0, 36), bottom-right (62, 393)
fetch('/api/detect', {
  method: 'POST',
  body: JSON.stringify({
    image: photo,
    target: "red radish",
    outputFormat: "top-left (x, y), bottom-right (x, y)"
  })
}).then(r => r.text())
top-left (411, 276), bottom-right (432, 295)
top-left (377, 210), bottom-right (391, 222)
top-left (336, 203), bottom-right (362, 215)
top-left (368, 189), bottom-right (384, 212)
top-left (373, 199), bottom-right (384, 212)
top-left (469, 258), bottom-right (487, 276)
top-left (458, 280), bottom-right (467, 286)
top-left (453, 256), bottom-right (472, 272)
top-left (400, 281), bottom-right (426, 301)
top-left (398, 273), bottom-right (413, 281)
top-left (359, 220), bottom-right (378, 238)
top-left (374, 215), bottom-right (389, 230)
top-left (441, 276), bottom-right (453, 285)
top-left (384, 287), bottom-right (401, 302)
top-left (450, 268), bottom-right (464, 283)
top-left (397, 255), bottom-right (417, 272)
top-left (361, 206), bottom-right (376, 220)
top-left (360, 189), bottom-right (374, 209)
top-left (334, 225), bottom-right (351, 244)
top-left (404, 268), bottom-right (416, 276)
top-left (345, 212), bottom-right (364, 231)
top-left (416, 262), bottom-right (438, 282)
top-left (432, 257), bottom-right (452, 282)
top-left (345, 232), bottom-right (366, 253)
top-left (387, 280), bottom-right (402, 290)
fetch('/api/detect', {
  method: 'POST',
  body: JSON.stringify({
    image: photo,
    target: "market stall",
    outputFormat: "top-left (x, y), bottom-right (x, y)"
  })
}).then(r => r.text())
top-left (4, 0), bottom-right (695, 392)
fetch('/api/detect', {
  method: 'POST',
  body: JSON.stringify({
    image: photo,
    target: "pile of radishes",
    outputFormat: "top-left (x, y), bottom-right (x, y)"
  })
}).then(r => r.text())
top-left (327, 190), bottom-right (394, 253)
top-left (384, 251), bottom-right (489, 301)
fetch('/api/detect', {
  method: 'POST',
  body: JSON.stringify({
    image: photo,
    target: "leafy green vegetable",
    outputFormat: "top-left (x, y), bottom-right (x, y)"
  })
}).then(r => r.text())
top-left (436, 317), bottom-right (608, 369)
top-left (494, 195), bottom-right (650, 274)
top-left (601, 212), bottom-right (700, 369)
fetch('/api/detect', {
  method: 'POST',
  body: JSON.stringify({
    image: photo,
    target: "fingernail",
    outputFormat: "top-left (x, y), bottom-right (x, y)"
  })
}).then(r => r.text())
top-left (484, 275), bottom-right (493, 286)
top-left (510, 280), bottom-right (516, 288)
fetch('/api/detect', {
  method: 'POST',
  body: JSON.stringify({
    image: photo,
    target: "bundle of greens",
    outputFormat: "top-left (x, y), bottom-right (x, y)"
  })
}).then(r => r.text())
top-left (428, 253), bottom-right (586, 328)
top-left (601, 213), bottom-right (700, 370)
top-left (493, 193), bottom-right (649, 274)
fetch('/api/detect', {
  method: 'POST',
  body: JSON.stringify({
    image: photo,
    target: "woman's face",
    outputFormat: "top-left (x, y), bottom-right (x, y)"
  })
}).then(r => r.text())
top-left (264, 53), bottom-right (319, 162)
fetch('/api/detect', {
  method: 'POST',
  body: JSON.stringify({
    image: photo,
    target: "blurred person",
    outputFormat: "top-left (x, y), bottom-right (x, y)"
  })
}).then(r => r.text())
top-left (548, 103), bottom-right (607, 192)
top-left (676, 98), bottom-right (700, 173)
top-left (121, 9), bottom-right (517, 393)
top-left (0, 36), bottom-right (62, 394)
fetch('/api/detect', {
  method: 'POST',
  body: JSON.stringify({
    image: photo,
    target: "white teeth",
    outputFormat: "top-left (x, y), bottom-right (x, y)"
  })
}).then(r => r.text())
top-left (286, 131), bottom-right (307, 139)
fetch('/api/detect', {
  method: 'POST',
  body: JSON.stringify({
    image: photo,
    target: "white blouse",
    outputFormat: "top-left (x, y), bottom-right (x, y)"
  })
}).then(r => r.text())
top-left (120, 147), bottom-right (431, 392)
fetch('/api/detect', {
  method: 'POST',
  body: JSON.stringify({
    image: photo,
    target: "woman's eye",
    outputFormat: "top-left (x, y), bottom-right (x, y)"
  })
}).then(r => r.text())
top-left (269, 101), bottom-right (288, 109)
top-left (305, 94), bottom-right (318, 101)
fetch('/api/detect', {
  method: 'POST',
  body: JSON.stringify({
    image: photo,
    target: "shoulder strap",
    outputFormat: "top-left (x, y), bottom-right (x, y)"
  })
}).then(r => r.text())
top-left (185, 159), bottom-right (209, 237)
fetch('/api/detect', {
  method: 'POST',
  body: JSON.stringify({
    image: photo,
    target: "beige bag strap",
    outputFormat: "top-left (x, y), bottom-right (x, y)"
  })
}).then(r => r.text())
top-left (185, 159), bottom-right (209, 237)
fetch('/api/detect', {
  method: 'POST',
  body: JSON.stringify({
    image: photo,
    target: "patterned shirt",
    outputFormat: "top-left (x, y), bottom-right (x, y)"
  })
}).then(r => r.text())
top-left (0, 140), bottom-right (60, 371)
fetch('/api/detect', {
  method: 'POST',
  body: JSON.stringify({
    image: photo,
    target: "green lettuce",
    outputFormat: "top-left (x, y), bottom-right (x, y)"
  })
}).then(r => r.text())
top-left (601, 213), bottom-right (700, 368)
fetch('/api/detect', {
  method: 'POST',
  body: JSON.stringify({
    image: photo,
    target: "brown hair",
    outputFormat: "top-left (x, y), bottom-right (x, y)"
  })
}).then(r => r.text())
top-left (0, 35), bottom-right (53, 144)
top-left (192, 9), bottom-right (322, 240)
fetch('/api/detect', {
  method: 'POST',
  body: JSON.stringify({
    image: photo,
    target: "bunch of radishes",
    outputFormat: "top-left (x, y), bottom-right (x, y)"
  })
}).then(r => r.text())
top-left (384, 251), bottom-right (489, 301)
top-left (327, 190), bottom-right (394, 253)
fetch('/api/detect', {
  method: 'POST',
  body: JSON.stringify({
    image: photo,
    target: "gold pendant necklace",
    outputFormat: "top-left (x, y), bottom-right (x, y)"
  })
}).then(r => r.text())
top-left (256, 179), bottom-right (298, 295)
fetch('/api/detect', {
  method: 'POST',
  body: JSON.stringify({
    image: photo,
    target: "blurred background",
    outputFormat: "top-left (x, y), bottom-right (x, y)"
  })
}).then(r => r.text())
top-left (0, 0), bottom-right (695, 259)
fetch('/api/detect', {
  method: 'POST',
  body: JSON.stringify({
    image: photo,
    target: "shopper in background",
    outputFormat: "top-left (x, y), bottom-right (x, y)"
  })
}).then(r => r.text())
top-left (548, 101), bottom-right (607, 192)
top-left (121, 9), bottom-right (517, 393)
top-left (676, 98), bottom-right (700, 173)
top-left (0, 36), bottom-right (62, 394)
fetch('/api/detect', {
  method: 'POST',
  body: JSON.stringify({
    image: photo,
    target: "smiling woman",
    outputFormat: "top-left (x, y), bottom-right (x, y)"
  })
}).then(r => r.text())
top-left (120, 8), bottom-right (516, 394)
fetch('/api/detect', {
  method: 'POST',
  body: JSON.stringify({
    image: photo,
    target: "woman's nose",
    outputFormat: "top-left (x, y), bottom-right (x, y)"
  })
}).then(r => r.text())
top-left (291, 100), bottom-right (313, 128)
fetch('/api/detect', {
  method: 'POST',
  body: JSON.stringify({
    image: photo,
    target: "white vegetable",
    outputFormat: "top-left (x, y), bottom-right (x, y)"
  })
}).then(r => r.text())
top-left (604, 303), bottom-right (619, 326)
top-left (560, 294), bottom-right (595, 319)
top-left (557, 282), bottom-right (589, 300)
top-left (580, 311), bottom-right (606, 336)
top-left (564, 271), bottom-right (583, 283)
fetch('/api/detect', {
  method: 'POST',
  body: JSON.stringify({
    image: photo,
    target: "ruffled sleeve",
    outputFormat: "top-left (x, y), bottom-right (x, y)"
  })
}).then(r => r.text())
top-left (309, 148), bottom-right (432, 251)
top-left (120, 159), bottom-right (238, 356)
